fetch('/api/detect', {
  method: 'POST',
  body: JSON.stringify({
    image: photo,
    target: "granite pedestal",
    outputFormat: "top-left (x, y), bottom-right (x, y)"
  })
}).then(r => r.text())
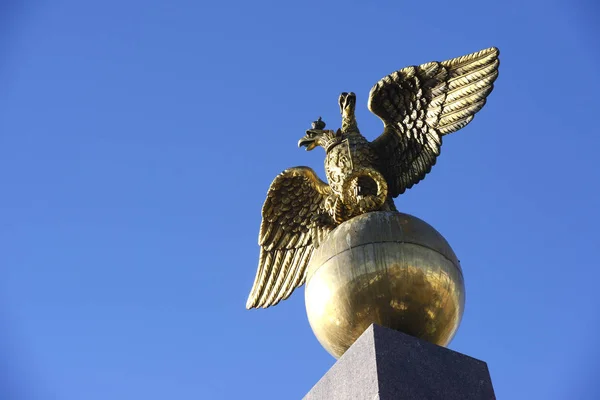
top-left (304, 324), bottom-right (495, 400)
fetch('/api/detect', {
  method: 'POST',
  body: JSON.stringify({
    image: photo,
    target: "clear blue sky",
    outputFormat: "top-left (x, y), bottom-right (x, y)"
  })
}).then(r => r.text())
top-left (1, 1), bottom-right (599, 399)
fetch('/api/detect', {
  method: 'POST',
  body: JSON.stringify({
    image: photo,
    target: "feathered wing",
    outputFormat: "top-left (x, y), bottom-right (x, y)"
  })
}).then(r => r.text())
top-left (369, 47), bottom-right (500, 197)
top-left (246, 167), bottom-right (334, 309)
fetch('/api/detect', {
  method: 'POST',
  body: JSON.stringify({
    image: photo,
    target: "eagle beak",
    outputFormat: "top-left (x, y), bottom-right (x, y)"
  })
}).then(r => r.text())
top-left (298, 135), bottom-right (317, 151)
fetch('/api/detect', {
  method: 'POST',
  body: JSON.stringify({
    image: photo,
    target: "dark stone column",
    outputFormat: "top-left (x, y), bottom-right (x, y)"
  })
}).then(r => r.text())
top-left (304, 324), bottom-right (495, 400)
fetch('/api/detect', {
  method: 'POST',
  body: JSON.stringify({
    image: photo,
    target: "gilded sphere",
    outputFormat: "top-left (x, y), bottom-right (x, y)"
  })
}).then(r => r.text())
top-left (304, 211), bottom-right (465, 359)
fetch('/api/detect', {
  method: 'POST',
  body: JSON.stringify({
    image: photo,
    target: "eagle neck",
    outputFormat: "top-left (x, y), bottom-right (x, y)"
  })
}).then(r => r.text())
top-left (322, 131), bottom-right (343, 153)
top-left (341, 115), bottom-right (359, 134)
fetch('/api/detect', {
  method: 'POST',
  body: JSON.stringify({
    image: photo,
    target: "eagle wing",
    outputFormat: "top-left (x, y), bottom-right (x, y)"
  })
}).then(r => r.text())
top-left (368, 47), bottom-right (499, 197)
top-left (246, 167), bottom-right (334, 309)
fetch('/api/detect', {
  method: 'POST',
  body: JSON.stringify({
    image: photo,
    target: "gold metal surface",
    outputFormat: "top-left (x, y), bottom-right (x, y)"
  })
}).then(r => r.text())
top-left (247, 47), bottom-right (498, 312)
top-left (305, 211), bottom-right (465, 359)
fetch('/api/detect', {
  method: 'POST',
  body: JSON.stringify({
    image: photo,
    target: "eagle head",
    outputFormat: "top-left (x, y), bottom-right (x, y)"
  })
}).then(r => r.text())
top-left (298, 117), bottom-right (341, 152)
top-left (338, 92), bottom-right (356, 117)
top-left (338, 92), bottom-right (358, 133)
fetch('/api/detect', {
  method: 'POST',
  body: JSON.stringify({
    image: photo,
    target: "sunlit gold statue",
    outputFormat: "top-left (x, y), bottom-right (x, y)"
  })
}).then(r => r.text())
top-left (246, 47), bottom-right (499, 358)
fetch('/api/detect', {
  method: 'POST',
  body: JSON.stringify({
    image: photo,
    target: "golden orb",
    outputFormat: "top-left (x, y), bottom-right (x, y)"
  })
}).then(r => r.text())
top-left (304, 211), bottom-right (465, 359)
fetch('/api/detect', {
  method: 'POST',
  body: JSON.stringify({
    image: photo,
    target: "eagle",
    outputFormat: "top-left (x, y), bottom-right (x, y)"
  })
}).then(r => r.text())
top-left (246, 47), bottom-right (500, 309)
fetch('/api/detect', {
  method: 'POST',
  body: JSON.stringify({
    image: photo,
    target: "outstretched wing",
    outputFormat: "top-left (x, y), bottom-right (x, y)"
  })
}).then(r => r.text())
top-left (246, 167), bottom-right (334, 309)
top-left (369, 47), bottom-right (499, 197)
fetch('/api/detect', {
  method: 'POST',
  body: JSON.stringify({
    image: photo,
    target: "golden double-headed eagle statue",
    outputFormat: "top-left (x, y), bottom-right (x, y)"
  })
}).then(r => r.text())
top-left (246, 47), bottom-right (500, 310)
